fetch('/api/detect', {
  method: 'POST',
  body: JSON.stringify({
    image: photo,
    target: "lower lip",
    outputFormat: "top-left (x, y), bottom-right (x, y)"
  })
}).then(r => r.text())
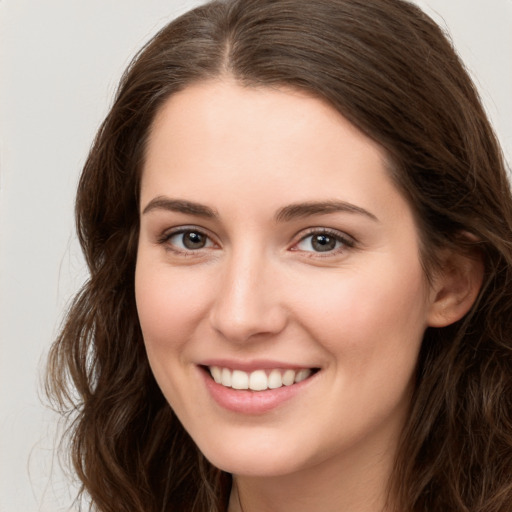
top-left (201, 368), bottom-right (316, 414)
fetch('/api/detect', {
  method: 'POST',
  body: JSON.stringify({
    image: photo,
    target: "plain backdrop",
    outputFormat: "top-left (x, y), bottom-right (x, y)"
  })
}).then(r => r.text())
top-left (0, 1), bottom-right (511, 511)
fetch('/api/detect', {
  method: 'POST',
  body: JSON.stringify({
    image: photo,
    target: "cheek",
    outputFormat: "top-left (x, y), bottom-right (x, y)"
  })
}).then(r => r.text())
top-left (134, 260), bottom-right (212, 413)
top-left (291, 255), bottom-right (429, 357)
top-left (134, 259), bottom-right (210, 354)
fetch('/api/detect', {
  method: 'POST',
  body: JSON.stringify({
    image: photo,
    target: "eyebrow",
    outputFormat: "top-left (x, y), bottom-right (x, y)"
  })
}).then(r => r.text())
top-left (142, 197), bottom-right (218, 218)
top-left (274, 200), bottom-right (379, 223)
top-left (142, 196), bottom-right (378, 223)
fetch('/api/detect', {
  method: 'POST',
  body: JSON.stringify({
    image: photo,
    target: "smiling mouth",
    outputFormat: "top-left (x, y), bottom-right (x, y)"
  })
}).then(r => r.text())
top-left (205, 366), bottom-right (319, 391)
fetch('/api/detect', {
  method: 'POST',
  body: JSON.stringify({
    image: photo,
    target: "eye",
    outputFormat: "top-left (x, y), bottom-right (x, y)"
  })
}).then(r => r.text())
top-left (161, 228), bottom-right (215, 252)
top-left (293, 229), bottom-right (354, 254)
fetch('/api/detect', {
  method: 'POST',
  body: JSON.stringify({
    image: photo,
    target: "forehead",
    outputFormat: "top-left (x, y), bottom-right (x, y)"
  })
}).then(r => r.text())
top-left (141, 79), bottom-right (405, 223)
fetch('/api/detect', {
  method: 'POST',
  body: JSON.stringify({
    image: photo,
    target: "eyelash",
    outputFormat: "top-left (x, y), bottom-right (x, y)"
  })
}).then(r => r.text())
top-left (157, 226), bottom-right (355, 257)
top-left (292, 228), bottom-right (355, 257)
top-left (157, 226), bottom-right (215, 256)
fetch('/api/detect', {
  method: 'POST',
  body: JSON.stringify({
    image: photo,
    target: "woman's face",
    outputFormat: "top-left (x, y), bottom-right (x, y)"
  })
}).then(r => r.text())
top-left (135, 80), bottom-right (438, 478)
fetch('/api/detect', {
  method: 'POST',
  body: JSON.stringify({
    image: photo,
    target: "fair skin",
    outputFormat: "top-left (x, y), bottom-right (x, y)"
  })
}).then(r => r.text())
top-left (135, 80), bottom-right (481, 512)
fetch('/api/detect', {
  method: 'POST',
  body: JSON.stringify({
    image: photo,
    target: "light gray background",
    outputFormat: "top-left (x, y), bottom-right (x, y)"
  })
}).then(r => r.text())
top-left (1, 1), bottom-right (511, 511)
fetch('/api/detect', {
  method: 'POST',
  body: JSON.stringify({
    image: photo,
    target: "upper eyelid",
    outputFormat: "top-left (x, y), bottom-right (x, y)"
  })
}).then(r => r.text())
top-left (293, 227), bottom-right (356, 244)
top-left (156, 225), bottom-right (356, 250)
top-left (160, 225), bottom-right (211, 237)
top-left (158, 225), bottom-right (217, 245)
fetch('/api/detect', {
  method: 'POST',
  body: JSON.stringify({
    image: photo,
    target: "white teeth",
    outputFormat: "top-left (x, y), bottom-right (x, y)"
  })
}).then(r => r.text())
top-left (221, 367), bottom-right (232, 387)
top-left (210, 366), bottom-right (222, 384)
top-left (282, 369), bottom-right (295, 386)
top-left (249, 370), bottom-right (268, 391)
top-left (231, 369), bottom-right (249, 390)
top-left (295, 369), bottom-right (312, 383)
top-left (268, 369), bottom-right (283, 389)
top-left (208, 366), bottom-right (314, 391)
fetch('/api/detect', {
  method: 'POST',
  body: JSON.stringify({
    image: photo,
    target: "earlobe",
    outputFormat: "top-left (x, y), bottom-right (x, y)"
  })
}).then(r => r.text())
top-left (427, 246), bottom-right (484, 328)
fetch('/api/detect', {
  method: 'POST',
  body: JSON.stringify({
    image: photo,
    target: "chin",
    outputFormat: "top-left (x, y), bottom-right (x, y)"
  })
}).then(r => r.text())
top-left (194, 431), bottom-right (316, 477)
top-left (207, 453), bottom-right (306, 477)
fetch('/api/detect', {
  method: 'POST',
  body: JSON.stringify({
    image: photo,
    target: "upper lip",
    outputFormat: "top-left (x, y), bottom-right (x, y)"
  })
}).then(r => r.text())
top-left (199, 359), bottom-right (318, 372)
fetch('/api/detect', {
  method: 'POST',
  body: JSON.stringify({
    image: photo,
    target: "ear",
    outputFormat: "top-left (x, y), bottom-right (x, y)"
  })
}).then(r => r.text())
top-left (427, 244), bottom-right (484, 328)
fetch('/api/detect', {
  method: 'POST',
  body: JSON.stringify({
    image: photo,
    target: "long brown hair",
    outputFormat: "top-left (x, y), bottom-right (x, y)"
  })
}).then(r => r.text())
top-left (46, 1), bottom-right (512, 511)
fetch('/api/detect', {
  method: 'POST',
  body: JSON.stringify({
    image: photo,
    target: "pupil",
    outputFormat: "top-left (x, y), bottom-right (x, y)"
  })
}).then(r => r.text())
top-left (312, 234), bottom-right (336, 252)
top-left (183, 231), bottom-right (205, 249)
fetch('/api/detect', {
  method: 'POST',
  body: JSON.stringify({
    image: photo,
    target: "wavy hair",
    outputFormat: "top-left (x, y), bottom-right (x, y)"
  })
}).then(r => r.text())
top-left (46, 0), bottom-right (512, 510)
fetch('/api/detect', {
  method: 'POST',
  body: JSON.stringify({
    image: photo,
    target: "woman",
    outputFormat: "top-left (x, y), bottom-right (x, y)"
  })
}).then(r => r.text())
top-left (46, 0), bottom-right (512, 511)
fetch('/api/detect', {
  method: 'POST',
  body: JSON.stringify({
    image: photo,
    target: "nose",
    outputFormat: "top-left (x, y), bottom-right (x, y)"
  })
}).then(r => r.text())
top-left (208, 250), bottom-right (288, 344)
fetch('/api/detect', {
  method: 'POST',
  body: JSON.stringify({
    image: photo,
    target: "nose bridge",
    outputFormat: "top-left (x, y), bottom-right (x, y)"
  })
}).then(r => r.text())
top-left (209, 244), bottom-right (286, 342)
